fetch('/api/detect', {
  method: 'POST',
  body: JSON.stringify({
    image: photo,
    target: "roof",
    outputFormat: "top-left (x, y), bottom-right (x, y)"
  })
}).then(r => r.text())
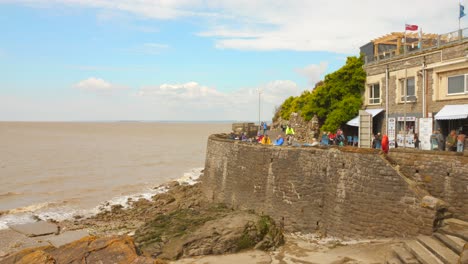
top-left (434, 104), bottom-right (468, 120)
top-left (346, 109), bottom-right (384, 127)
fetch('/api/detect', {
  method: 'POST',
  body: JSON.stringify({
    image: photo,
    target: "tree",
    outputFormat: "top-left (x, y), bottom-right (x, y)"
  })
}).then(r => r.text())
top-left (277, 55), bottom-right (366, 131)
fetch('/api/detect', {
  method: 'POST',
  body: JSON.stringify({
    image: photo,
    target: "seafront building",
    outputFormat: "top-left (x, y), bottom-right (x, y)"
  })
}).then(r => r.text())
top-left (350, 27), bottom-right (468, 149)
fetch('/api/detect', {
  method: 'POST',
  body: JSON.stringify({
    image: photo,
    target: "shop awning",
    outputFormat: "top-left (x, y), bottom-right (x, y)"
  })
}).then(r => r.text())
top-left (435, 104), bottom-right (468, 120)
top-left (346, 108), bottom-right (384, 127)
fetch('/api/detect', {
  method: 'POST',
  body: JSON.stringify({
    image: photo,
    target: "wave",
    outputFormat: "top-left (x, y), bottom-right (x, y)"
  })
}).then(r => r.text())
top-left (0, 167), bottom-right (204, 230)
top-left (0, 192), bottom-right (22, 198)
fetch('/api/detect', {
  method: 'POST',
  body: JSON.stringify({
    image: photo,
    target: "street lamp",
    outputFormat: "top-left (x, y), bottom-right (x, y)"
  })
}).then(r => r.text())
top-left (257, 88), bottom-right (263, 127)
top-left (403, 61), bottom-right (411, 148)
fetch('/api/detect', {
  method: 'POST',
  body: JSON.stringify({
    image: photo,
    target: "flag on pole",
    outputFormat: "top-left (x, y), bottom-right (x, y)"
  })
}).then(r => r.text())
top-left (418, 27), bottom-right (422, 49)
top-left (405, 24), bottom-right (418, 31)
top-left (460, 4), bottom-right (466, 19)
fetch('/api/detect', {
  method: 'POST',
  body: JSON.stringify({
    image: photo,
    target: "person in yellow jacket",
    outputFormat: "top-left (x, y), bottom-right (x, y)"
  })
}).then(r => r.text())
top-left (285, 125), bottom-right (295, 145)
top-left (261, 134), bottom-right (272, 145)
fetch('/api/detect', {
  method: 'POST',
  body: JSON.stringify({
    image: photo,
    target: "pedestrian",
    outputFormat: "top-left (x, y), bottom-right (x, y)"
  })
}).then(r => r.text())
top-left (436, 129), bottom-right (445, 151)
top-left (261, 134), bottom-right (271, 145)
top-left (430, 131), bottom-right (438, 150)
top-left (285, 124), bottom-right (295, 145)
top-left (382, 134), bottom-right (389, 153)
top-left (263, 122), bottom-right (268, 135)
top-left (414, 133), bottom-right (420, 149)
top-left (274, 135), bottom-right (284, 146)
top-left (457, 130), bottom-right (466, 153)
top-left (446, 129), bottom-right (457, 151)
top-left (373, 133), bottom-right (382, 149)
top-left (335, 129), bottom-right (345, 146)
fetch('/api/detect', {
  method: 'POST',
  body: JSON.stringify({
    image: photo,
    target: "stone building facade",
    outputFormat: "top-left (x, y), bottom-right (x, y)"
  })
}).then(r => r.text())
top-left (358, 30), bottom-right (468, 149)
top-left (200, 135), bottom-right (468, 239)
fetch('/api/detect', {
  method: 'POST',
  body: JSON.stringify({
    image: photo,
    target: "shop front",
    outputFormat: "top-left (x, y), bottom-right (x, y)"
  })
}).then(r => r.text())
top-left (434, 104), bottom-right (468, 136)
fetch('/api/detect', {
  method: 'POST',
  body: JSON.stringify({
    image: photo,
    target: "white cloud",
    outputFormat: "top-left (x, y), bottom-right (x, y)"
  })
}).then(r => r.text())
top-left (74, 77), bottom-right (126, 93)
top-left (295, 62), bottom-right (328, 86)
top-left (8, 0), bottom-right (459, 53)
top-left (136, 80), bottom-right (302, 120)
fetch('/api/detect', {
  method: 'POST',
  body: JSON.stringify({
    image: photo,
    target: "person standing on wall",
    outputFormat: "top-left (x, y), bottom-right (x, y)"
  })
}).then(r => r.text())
top-left (437, 129), bottom-right (445, 151)
top-left (285, 124), bottom-right (295, 145)
top-left (414, 133), bottom-right (420, 149)
top-left (457, 130), bottom-right (466, 153)
top-left (446, 129), bottom-right (457, 152)
top-left (430, 131), bottom-right (438, 150)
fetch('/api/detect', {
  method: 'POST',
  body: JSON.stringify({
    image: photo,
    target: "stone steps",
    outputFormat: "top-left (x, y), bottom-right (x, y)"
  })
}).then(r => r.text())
top-left (433, 232), bottom-right (465, 255)
top-left (387, 218), bottom-right (467, 264)
top-left (391, 244), bottom-right (419, 264)
top-left (416, 235), bottom-right (459, 264)
top-left (404, 240), bottom-right (443, 264)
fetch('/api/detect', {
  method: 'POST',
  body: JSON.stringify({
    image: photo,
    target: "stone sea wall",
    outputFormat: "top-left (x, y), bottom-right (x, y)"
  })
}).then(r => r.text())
top-left (201, 134), bottom-right (466, 239)
top-left (388, 149), bottom-right (468, 222)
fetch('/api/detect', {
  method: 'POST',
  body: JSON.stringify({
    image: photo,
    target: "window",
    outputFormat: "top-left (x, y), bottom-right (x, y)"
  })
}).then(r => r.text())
top-left (448, 74), bottom-right (468, 94)
top-left (400, 77), bottom-right (416, 102)
top-left (369, 83), bottom-right (380, 104)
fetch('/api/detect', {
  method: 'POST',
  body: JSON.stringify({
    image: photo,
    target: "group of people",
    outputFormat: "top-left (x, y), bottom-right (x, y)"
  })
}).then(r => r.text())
top-left (431, 129), bottom-right (466, 152)
top-left (258, 124), bottom-right (296, 146)
top-left (321, 129), bottom-right (346, 146)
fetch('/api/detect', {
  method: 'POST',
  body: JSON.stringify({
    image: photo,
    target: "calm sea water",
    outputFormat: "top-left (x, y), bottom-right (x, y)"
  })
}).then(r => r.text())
top-left (0, 122), bottom-right (231, 229)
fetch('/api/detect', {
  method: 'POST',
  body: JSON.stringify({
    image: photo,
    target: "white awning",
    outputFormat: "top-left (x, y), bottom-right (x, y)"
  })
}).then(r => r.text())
top-left (346, 108), bottom-right (384, 127)
top-left (435, 104), bottom-right (468, 120)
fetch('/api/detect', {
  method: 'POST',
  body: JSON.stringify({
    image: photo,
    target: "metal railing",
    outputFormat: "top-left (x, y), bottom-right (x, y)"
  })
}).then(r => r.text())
top-left (364, 27), bottom-right (468, 64)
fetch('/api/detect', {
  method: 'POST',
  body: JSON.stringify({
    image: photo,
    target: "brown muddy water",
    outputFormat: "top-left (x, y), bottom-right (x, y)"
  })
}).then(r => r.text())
top-left (0, 122), bottom-right (231, 228)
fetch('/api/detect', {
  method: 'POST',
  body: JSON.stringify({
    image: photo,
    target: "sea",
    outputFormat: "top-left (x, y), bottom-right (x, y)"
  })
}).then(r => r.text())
top-left (0, 121), bottom-right (231, 229)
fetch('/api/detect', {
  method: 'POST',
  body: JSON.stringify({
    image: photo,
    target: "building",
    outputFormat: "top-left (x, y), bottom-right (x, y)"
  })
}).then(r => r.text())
top-left (352, 28), bottom-right (468, 149)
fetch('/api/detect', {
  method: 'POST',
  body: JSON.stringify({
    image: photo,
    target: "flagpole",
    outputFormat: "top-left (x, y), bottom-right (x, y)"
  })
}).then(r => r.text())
top-left (404, 23), bottom-right (407, 55)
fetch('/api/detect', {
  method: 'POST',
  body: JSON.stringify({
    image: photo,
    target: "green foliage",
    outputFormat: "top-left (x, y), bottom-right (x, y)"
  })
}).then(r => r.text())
top-left (277, 56), bottom-right (366, 131)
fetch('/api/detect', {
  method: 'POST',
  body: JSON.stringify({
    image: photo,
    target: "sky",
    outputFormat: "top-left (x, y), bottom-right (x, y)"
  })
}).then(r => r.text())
top-left (0, 0), bottom-right (465, 121)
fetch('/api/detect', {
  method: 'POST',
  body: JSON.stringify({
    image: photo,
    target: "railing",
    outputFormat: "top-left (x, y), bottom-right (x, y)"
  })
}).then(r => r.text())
top-left (364, 27), bottom-right (468, 64)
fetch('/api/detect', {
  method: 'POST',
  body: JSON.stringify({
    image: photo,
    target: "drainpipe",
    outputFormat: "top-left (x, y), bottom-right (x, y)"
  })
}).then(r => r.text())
top-left (385, 65), bottom-right (389, 135)
top-left (422, 60), bottom-right (426, 118)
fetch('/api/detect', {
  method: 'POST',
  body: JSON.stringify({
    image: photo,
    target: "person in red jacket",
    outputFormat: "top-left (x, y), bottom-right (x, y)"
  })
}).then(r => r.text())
top-left (382, 135), bottom-right (389, 154)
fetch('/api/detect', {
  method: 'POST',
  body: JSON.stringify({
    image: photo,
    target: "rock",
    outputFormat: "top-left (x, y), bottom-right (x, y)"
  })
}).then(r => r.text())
top-left (85, 236), bottom-right (140, 264)
top-left (135, 208), bottom-right (284, 260)
top-left (421, 195), bottom-right (446, 210)
top-left (0, 236), bottom-right (158, 264)
top-left (8, 221), bottom-right (58, 237)
top-left (11, 250), bottom-right (55, 264)
top-left (47, 230), bottom-right (89, 248)
top-left (0, 246), bottom-right (54, 264)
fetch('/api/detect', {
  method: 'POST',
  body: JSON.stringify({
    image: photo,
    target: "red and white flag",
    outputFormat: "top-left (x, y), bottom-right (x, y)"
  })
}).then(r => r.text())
top-left (405, 24), bottom-right (418, 31)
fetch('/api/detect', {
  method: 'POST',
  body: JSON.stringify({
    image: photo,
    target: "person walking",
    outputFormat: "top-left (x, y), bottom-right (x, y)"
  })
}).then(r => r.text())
top-left (457, 130), bottom-right (466, 153)
top-left (285, 124), bottom-right (295, 145)
top-left (263, 122), bottom-right (268, 135)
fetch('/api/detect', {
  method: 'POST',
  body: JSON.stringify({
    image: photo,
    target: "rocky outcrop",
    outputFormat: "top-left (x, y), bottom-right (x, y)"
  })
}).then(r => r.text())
top-left (1, 182), bottom-right (283, 263)
top-left (134, 208), bottom-right (284, 260)
top-left (273, 113), bottom-right (320, 142)
top-left (0, 236), bottom-right (157, 264)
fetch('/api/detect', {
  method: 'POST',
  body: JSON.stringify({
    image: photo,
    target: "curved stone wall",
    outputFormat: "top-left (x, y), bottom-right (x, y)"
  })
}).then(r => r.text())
top-left (201, 134), bottom-right (443, 239)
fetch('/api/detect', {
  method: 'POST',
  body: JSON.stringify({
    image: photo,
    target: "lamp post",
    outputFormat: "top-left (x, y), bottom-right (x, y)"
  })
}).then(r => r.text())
top-left (403, 61), bottom-right (411, 148)
top-left (257, 88), bottom-right (262, 127)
